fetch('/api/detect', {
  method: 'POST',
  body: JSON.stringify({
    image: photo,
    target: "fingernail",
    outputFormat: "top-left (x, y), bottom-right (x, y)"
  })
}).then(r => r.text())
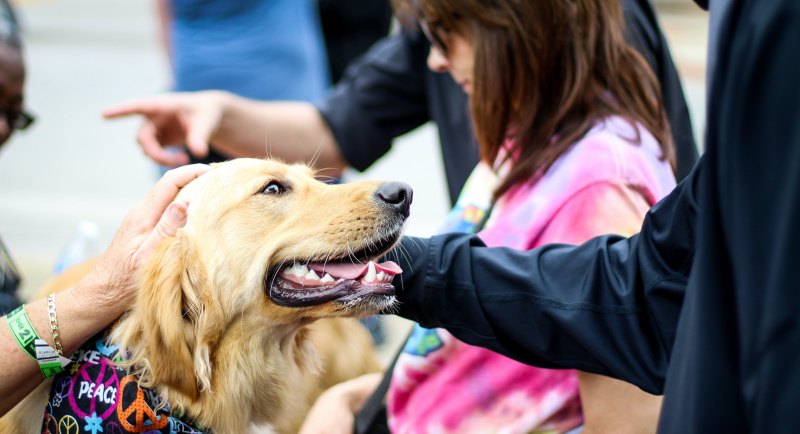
top-left (168, 201), bottom-right (188, 221)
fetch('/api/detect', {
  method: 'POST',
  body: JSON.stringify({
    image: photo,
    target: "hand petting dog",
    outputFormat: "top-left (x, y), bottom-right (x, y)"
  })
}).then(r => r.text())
top-left (0, 163), bottom-right (209, 417)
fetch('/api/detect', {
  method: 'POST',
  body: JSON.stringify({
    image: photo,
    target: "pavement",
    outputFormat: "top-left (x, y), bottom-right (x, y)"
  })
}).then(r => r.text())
top-left (0, 0), bottom-right (709, 357)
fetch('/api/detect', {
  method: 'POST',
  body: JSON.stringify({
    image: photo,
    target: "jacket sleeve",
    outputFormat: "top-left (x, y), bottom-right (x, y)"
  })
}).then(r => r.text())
top-left (315, 30), bottom-right (430, 172)
top-left (394, 157), bottom-right (702, 394)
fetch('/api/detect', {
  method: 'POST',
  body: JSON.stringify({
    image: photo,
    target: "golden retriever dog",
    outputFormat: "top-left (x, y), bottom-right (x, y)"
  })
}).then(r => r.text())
top-left (2, 158), bottom-right (412, 433)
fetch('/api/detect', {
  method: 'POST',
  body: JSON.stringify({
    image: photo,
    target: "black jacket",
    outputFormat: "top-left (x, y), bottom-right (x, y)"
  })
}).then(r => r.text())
top-left (394, 1), bottom-right (800, 431)
top-left (317, 0), bottom-right (699, 204)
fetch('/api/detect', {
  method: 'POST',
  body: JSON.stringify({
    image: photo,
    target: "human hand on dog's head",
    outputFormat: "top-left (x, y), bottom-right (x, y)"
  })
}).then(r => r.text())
top-left (71, 163), bottom-right (210, 323)
top-left (103, 91), bottom-right (226, 167)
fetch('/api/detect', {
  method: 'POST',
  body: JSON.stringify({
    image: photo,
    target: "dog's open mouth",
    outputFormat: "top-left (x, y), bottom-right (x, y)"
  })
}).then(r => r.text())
top-left (266, 232), bottom-right (404, 308)
top-left (267, 260), bottom-right (401, 307)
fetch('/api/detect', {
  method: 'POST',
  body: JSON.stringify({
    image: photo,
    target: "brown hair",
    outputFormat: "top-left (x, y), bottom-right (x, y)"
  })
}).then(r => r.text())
top-left (396, 0), bottom-right (675, 200)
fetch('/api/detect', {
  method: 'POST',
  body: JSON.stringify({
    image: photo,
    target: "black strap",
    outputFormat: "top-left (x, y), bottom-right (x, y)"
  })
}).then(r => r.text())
top-left (354, 329), bottom-right (411, 434)
top-left (354, 200), bottom-right (496, 433)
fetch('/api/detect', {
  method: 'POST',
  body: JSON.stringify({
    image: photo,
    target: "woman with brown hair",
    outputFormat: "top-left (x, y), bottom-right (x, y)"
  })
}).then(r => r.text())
top-left (300, 0), bottom-right (677, 433)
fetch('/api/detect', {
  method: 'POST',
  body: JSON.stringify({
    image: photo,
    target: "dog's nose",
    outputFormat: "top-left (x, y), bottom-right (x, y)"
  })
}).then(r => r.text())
top-left (375, 182), bottom-right (413, 218)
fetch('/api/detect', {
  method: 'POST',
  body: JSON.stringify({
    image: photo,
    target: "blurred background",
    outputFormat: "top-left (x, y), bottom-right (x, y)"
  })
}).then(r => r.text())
top-left (0, 0), bottom-right (707, 352)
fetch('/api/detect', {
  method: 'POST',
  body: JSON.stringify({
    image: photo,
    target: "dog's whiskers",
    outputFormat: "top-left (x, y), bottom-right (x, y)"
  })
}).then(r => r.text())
top-left (307, 139), bottom-right (325, 169)
top-left (345, 241), bottom-right (359, 265)
top-left (268, 257), bottom-right (291, 297)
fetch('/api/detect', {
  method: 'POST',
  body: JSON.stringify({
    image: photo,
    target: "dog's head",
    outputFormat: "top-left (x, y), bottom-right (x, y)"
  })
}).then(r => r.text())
top-left (112, 158), bottom-right (410, 411)
top-left (173, 157), bottom-right (410, 317)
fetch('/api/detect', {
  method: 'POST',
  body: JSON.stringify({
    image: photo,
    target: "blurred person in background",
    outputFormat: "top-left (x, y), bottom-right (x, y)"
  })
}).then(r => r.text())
top-left (0, 0), bottom-right (34, 315)
top-left (106, 0), bottom-right (698, 205)
top-left (156, 0), bottom-right (395, 166)
top-left (156, 0), bottom-right (330, 165)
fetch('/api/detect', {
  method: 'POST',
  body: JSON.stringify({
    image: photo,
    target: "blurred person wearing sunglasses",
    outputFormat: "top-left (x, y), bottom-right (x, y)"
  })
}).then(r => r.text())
top-left (0, 0), bottom-right (34, 315)
top-left (0, 1), bottom-right (32, 150)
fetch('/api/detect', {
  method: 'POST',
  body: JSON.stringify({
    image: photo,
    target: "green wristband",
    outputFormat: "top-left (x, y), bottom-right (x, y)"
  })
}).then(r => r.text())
top-left (5, 305), bottom-right (71, 378)
top-left (34, 338), bottom-right (70, 378)
top-left (6, 305), bottom-right (40, 360)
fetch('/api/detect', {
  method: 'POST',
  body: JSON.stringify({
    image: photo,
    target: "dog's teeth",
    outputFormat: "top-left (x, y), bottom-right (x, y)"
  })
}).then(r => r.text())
top-left (365, 261), bottom-right (377, 282)
top-left (377, 271), bottom-right (386, 281)
top-left (284, 264), bottom-right (308, 277)
top-left (305, 269), bottom-right (319, 280)
top-left (320, 273), bottom-right (334, 283)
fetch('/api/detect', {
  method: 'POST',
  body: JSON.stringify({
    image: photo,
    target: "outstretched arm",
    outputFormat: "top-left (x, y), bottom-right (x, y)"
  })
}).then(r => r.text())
top-left (393, 158), bottom-right (701, 394)
top-left (104, 31), bottom-right (433, 177)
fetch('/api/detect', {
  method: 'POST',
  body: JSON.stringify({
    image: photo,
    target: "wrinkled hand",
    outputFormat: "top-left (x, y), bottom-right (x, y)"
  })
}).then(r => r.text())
top-left (73, 164), bottom-right (211, 315)
top-left (299, 373), bottom-right (382, 434)
top-left (103, 91), bottom-right (227, 167)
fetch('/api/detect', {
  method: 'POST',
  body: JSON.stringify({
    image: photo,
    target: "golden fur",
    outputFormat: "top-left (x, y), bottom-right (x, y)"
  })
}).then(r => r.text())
top-left (3, 158), bottom-right (408, 433)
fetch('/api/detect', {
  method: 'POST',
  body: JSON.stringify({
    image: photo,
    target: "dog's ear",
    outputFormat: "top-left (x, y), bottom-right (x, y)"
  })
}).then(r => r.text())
top-left (113, 235), bottom-right (204, 400)
top-left (179, 246), bottom-right (225, 394)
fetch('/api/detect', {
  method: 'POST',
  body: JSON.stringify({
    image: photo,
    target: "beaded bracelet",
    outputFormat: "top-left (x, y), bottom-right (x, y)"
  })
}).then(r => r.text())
top-left (5, 304), bottom-right (71, 378)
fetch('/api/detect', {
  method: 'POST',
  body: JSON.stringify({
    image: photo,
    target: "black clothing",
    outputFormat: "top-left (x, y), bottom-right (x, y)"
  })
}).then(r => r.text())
top-left (393, 1), bottom-right (800, 432)
top-left (622, 0), bottom-right (699, 181)
top-left (317, 0), bottom-right (699, 204)
top-left (317, 0), bottom-right (393, 83)
top-left (0, 237), bottom-right (21, 315)
top-left (316, 30), bottom-right (476, 204)
top-left (0, 292), bottom-right (19, 315)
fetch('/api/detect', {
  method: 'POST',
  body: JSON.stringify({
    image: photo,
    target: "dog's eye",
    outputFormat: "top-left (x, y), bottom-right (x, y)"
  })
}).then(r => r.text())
top-left (260, 181), bottom-right (286, 195)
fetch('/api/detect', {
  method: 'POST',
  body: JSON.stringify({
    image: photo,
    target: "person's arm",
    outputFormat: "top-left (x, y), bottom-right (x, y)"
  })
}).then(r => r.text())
top-left (532, 181), bottom-right (665, 430)
top-left (315, 30), bottom-right (431, 172)
top-left (393, 158), bottom-right (702, 394)
top-left (0, 164), bottom-right (209, 415)
top-left (213, 95), bottom-right (345, 173)
top-left (103, 31), bottom-right (431, 177)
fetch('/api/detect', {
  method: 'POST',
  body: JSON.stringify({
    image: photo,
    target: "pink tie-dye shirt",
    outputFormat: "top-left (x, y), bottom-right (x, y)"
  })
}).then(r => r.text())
top-left (387, 116), bottom-right (677, 434)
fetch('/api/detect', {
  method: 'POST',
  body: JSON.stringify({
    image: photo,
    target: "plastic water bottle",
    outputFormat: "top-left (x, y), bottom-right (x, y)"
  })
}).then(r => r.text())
top-left (53, 221), bottom-right (100, 274)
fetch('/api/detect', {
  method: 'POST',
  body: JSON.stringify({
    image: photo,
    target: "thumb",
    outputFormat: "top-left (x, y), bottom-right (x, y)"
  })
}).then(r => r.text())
top-left (139, 201), bottom-right (188, 259)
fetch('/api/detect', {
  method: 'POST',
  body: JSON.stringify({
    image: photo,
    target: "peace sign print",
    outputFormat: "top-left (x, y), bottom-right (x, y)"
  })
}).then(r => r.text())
top-left (67, 356), bottom-right (120, 420)
top-left (116, 375), bottom-right (170, 432)
top-left (58, 415), bottom-right (80, 434)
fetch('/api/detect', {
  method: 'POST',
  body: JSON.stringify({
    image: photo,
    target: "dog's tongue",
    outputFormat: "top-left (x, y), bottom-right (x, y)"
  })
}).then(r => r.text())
top-left (309, 261), bottom-right (402, 279)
